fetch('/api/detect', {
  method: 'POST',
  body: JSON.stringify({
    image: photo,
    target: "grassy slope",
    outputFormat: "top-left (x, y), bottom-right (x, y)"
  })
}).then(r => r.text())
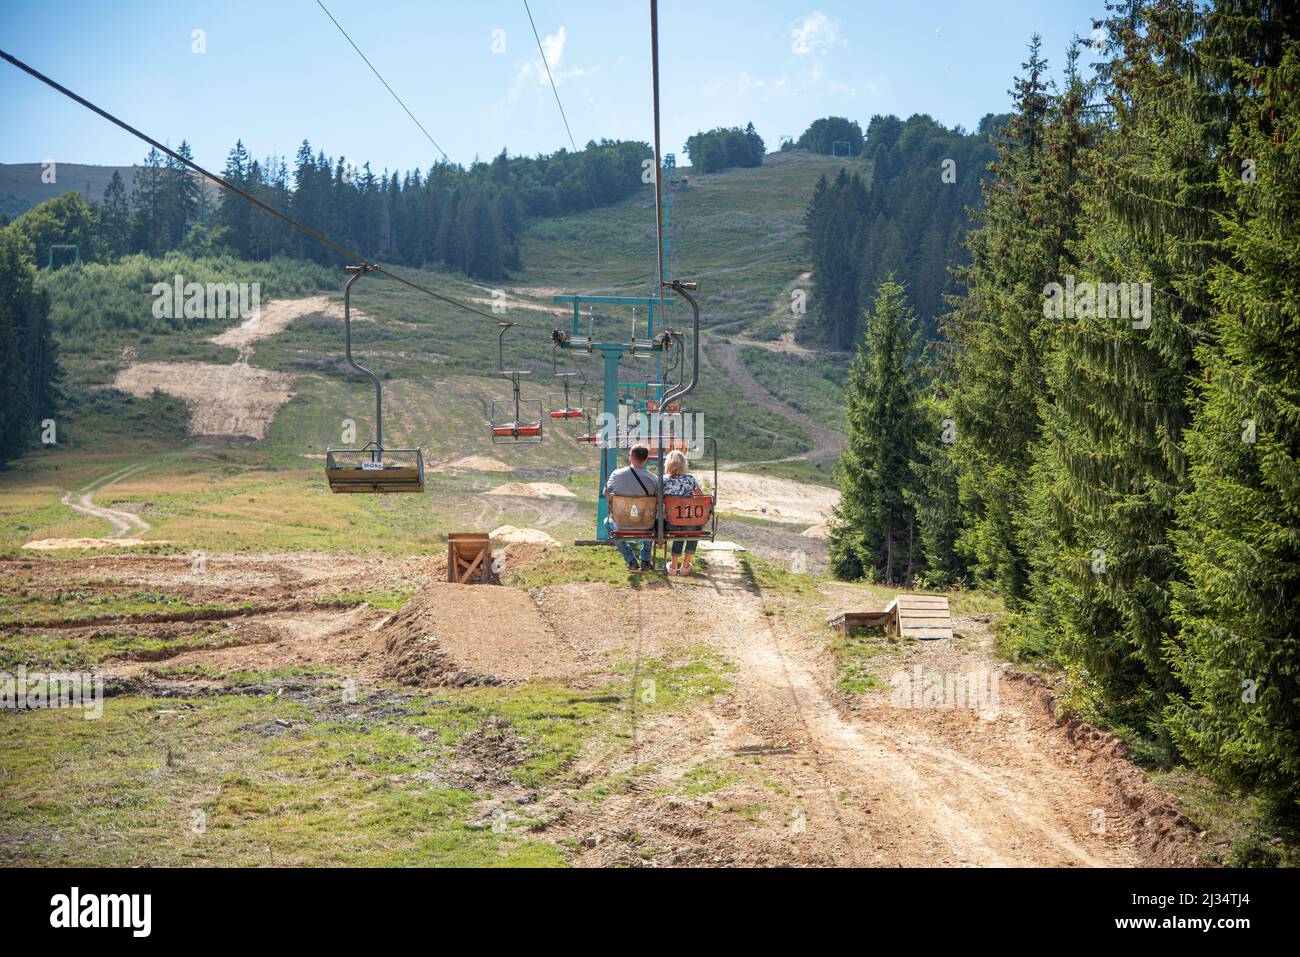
top-left (2, 151), bottom-right (858, 550)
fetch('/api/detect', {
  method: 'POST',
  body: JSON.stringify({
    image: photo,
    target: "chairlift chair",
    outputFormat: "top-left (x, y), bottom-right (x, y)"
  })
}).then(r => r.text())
top-left (324, 265), bottom-right (426, 493)
top-left (605, 435), bottom-right (718, 548)
top-left (548, 342), bottom-right (587, 420)
top-left (490, 322), bottom-right (543, 444)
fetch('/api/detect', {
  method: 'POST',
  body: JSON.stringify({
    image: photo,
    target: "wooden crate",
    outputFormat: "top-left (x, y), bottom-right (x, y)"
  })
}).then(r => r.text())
top-left (448, 533), bottom-right (492, 584)
top-left (826, 610), bottom-right (893, 633)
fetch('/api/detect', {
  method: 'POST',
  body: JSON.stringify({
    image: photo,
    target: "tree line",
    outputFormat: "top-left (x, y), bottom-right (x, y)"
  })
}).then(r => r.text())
top-left (0, 227), bottom-right (59, 468)
top-left (831, 1), bottom-right (1300, 817)
top-left (12, 137), bottom-right (656, 282)
top-left (803, 114), bottom-right (1001, 348)
top-left (683, 123), bottom-right (765, 173)
top-left (783, 116), bottom-right (865, 156)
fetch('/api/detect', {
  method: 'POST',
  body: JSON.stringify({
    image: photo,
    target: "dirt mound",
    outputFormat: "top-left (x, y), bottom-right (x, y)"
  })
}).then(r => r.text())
top-left (431, 455), bottom-right (513, 473)
top-left (382, 582), bottom-right (570, 686)
top-left (487, 482), bottom-right (576, 499)
top-left (490, 526), bottom-right (560, 546)
top-left (801, 522), bottom-right (830, 539)
top-left (113, 361), bottom-right (294, 439)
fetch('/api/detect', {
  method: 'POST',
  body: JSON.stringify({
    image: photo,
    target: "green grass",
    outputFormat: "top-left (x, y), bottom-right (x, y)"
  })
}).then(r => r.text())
top-left (1151, 769), bottom-right (1300, 867)
top-left (314, 587), bottom-right (416, 612)
top-left (830, 626), bottom-right (895, 693)
top-left (0, 643), bottom-right (733, 866)
top-left (0, 588), bottom-right (240, 627)
top-left (676, 760), bottom-right (740, 797)
top-left (0, 625), bottom-right (244, 672)
top-left (502, 545), bottom-right (640, 588)
top-left (739, 346), bottom-right (851, 433)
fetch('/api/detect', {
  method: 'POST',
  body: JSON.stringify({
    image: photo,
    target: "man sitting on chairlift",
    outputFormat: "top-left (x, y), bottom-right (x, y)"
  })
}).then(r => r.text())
top-left (605, 443), bottom-right (660, 572)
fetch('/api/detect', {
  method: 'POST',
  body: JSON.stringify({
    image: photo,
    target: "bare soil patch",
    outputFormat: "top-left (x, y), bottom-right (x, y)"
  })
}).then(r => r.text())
top-left (21, 537), bottom-right (157, 551)
top-left (487, 482), bottom-right (576, 499)
top-left (112, 295), bottom-right (360, 440)
top-left (113, 361), bottom-right (294, 439)
top-left (382, 581), bottom-right (623, 688)
top-left (431, 455), bottom-right (514, 473)
top-left (719, 471), bottom-right (838, 525)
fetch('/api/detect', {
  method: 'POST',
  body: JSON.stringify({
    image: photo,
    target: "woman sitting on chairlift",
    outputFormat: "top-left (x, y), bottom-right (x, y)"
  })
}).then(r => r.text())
top-left (663, 449), bottom-right (702, 576)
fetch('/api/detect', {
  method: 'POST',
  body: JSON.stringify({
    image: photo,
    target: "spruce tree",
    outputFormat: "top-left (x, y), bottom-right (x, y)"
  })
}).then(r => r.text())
top-left (1166, 5), bottom-right (1300, 805)
top-left (829, 277), bottom-right (926, 583)
top-left (949, 35), bottom-right (1057, 605)
top-left (99, 170), bottom-right (131, 258)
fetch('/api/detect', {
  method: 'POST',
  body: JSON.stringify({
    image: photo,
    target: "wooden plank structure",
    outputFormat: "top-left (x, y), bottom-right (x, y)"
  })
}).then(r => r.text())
top-left (447, 533), bottom-right (493, 584)
top-left (886, 594), bottom-right (953, 640)
top-left (827, 593), bottom-right (953, 641)
top-left (825, 609), bottom-right (893, 632)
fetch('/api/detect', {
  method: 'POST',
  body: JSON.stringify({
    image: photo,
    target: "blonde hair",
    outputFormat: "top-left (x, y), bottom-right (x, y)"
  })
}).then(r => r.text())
top-left (665, 449), bottom-right (689, 476)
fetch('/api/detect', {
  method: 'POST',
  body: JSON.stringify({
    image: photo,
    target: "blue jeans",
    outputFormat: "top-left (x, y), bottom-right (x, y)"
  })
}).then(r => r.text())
top-left (605, 516), bottom-right (652, 566)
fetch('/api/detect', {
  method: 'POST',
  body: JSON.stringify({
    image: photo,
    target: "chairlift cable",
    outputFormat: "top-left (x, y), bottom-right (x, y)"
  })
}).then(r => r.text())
top-left (314, 0), bottom-right (450, 163)
top-left (523, 0), bottom-right (579, 154)
top-left (649, 0), bottom-right (669, 336)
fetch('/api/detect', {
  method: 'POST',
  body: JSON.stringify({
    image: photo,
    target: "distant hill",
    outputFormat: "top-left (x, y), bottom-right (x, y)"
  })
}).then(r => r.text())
top-left (0, 162), bottom-right (140, 213)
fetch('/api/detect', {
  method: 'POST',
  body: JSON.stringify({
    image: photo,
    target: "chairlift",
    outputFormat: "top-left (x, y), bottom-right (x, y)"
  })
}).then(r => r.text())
top-left (325, 264), bottom-right (425, 493)
top-left (603, 281), bottom-right (719, 551)
top-left (548, 340), bottom-right (587, 420)
top-left (490, 321), bottom-right (543, 443)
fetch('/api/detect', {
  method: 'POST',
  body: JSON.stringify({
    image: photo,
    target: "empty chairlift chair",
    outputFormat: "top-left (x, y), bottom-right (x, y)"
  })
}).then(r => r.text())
top-left (324, 264), bottom-right (426, 493)
top-left (548, 345), bottom-right (587, 422)
top-left (490, 322), bottom-right (544, 443)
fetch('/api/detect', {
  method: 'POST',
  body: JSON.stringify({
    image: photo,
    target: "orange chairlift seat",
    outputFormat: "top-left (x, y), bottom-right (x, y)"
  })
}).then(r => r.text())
top-left (605, 435), bottom-right (718, 544)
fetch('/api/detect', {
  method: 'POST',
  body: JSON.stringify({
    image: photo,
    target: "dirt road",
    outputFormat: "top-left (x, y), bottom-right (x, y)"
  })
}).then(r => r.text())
top-left (706, 338), bottom-right (843, 466)
top-left (671, 551), bottom-right (1141, 865)
top-left (60, 461), bottom-right (152, 539)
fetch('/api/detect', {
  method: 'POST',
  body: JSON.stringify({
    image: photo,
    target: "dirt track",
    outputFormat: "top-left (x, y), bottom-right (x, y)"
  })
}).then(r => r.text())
top-left (113, 296), bottom-right (361, 439)
top-left (706, 338), bottom-right (843, 466)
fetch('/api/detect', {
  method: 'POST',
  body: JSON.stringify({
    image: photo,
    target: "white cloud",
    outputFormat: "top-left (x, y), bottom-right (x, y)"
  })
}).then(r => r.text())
top-left (509, 24), bottom-right (589, 99)
top-left (790, 11), bottom-right (838, 56)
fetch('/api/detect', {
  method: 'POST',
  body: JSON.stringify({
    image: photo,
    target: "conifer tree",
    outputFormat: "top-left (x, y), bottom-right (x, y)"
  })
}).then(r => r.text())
top-left (829, 277), bottom-right (926, 583)
top-left (1166, 3), bottom-right (1300, 804)
top-left (99, 170), bottom-right (131, 258)
top-left (949, 35), bottom-right (1057, 605)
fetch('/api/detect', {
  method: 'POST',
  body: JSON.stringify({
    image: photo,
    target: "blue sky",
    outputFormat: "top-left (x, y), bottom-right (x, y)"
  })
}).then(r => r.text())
top-left (1, 1), bottom-right (1107, 172)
